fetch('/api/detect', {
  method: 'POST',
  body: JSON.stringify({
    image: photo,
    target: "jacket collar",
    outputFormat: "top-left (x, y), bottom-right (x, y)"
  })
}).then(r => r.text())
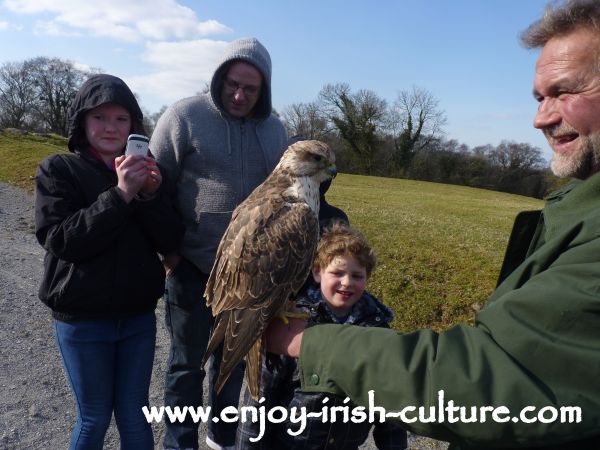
top-left (296, 283), bottom-right (394, 326)
top-left (544, 171), bottom-right (600, 241)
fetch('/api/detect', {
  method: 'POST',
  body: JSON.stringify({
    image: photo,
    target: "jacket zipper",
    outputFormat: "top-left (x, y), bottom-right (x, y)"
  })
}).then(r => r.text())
top-left (240, 120), bottom-right (245, 202)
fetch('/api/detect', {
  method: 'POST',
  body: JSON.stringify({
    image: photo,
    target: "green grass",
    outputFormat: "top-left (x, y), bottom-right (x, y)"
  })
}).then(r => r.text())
top-left (327, 174), bottom-right (543, 332)
top-left (0, 130), bottom-right (68, 192)
top-left (0, 130), bottom-right (544, 332)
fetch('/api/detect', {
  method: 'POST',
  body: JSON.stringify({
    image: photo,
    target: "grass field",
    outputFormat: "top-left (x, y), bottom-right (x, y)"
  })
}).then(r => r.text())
top-left (324, 174), bottom-right (543, 331)
top-left (0, 130), bottom-right (68, 191)
top-left (0, 129), bottom-right (544, 332)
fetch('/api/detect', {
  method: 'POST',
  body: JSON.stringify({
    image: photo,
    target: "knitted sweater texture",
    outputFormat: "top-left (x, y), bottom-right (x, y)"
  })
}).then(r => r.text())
top-left (151, 38), bottom-right (288, 273)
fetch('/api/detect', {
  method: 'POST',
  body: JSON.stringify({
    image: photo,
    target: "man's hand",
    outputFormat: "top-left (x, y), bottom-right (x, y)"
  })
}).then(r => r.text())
top-left (266, 316), bottom-right (306, 358)
top-left (162, 252), bottom-right (182, 277)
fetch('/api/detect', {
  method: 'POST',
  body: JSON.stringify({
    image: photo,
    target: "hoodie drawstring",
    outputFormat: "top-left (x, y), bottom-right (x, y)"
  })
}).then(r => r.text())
top-left (223, 117), bottom-right (232, 156)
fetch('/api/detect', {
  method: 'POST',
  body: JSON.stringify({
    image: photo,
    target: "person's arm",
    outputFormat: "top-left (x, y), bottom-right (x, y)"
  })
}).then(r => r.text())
top-left (132, 161), bottom-right (185, 256)
top-left (35, 156), bottom-right (140, 262)
top-left (266, 316), bottom-right (305, 358)
top-left (149, 105), bottom-right (187, 196)
top-left (290, 237), bottom-right (600, 446)
top-left (148, 105), bottom-right (189, 269)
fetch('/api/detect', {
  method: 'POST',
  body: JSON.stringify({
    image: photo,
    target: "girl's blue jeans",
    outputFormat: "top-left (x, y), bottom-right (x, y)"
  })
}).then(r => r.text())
top-left (53, 312), bottom-right (156, 450)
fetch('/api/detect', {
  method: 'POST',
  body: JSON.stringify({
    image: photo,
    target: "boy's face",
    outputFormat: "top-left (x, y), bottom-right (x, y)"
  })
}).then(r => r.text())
top-left (312, 254), bottom-right (368, 317)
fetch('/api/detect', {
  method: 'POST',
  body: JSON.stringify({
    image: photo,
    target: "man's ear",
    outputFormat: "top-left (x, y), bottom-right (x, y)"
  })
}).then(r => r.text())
top-left (312, 266), bottom-right (321, 283)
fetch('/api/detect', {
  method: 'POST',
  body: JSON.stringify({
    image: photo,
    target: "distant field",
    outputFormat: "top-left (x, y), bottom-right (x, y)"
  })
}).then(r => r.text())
top-left (0, 129), bottom-right (544, 332)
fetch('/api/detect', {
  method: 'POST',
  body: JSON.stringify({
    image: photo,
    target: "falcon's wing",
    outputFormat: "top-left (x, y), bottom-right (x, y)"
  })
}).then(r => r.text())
top-left (203, 192), bottom-right (319, 393)
top-left (206, 194), bottom-right (318, 314)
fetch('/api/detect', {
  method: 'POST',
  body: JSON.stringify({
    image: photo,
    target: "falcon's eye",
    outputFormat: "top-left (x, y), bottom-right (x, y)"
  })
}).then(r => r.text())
top-left (313, 154), bottom-right (322, 162)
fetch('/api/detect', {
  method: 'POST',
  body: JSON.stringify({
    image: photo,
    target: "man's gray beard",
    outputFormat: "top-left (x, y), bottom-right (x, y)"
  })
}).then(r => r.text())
top-left (551, 134), bottom-right (600, 179)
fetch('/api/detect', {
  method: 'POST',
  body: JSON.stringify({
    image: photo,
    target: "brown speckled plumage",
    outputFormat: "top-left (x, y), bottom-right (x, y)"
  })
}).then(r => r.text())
top-left (203, 140), bottom-right (336, 399)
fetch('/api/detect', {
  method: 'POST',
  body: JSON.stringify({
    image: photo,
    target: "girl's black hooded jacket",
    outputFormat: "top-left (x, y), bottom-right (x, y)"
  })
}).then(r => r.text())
top-left (34, 74), bottom-right (184, 321)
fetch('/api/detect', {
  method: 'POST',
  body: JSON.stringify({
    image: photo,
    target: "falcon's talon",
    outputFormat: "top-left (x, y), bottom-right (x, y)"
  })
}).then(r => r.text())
top-left (278, 314), bottom-right (290, 326)
top-left (277, 310), bottom-right (310, 328)
top-left (284, 311), bottom-right (311, 320)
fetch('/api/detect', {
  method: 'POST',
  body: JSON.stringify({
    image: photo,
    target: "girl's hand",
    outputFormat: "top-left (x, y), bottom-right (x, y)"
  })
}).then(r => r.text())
top-left (114, 155), bottom-right (147, 203)
top-left (140, 158), bottom-right (162, 194)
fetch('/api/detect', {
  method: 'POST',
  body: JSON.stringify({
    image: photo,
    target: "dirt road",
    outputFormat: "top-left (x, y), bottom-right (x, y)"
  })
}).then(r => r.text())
top-left (0, 181), bottom-right (447, 449)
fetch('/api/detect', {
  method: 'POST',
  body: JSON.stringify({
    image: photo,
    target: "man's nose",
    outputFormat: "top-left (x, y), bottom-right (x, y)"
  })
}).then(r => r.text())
top-left (533, 98), bottom-right (561, 130)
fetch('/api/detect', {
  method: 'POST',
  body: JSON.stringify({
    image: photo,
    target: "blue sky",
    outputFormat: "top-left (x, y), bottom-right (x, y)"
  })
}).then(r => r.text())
top-left (0, 0), bottom-right (553, 160)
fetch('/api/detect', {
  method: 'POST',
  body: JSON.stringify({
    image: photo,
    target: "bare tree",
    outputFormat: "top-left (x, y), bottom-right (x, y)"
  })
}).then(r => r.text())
top-left (483, 141), bottom-right (548, 196)
top-left (27, 57), bottom-right (90, 135)
top-left (281, 101), bottom-right (332, 140)
top-left (487, 140), bottom-right (545, 172)
top-left (319, 83), bottom-right (387, 174)
top-left (0, 61), bottom-right (37, 129)
top-left (0, 57), bottom-right (101, 134)
top-left (389, 85), bottom-right (447, 171)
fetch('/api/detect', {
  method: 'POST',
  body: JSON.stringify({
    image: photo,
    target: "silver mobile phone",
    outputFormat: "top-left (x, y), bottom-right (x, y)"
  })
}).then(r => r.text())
top-left (125, 134), bottom-right (149, 156)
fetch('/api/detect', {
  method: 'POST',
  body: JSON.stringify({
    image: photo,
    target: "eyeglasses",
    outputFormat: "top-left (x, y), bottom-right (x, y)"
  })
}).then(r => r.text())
top-left (223, 77), bottom-right (261, 97)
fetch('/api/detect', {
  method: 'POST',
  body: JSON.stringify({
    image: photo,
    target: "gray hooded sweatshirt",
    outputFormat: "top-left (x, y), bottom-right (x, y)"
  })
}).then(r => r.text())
top-left (151, 37), bottom-right (288, 274)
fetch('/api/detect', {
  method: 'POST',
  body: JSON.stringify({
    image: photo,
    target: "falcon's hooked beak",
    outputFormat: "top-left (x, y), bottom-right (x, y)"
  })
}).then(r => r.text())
top-left (328, 165), bottom-right (337, 178)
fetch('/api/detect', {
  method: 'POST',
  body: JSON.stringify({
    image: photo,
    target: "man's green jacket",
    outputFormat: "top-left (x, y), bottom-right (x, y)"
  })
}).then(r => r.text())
top-left (299, 173), bottom-right (600, 449)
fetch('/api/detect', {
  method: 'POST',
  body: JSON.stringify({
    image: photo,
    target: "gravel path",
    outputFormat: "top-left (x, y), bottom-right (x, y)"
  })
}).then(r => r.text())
top-left (0, 181), bottom-right (447, 450)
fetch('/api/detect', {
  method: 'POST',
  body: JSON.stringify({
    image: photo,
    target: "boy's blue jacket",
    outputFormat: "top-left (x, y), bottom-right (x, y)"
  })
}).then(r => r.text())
top-left (237, 285), bottom-right (407, 449)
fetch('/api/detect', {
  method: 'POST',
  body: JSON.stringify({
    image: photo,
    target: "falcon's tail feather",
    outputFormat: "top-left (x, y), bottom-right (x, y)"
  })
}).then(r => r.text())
top-left (202, 312), bottom-right (229, 367)
top-left (213, 307), bottom-right (267, 395)
top-left (245, 335), bottom-right (264, 400)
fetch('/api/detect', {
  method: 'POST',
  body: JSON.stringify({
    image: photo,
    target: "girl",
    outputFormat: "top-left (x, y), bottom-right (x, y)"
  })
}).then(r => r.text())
top-left (34, 74), bottom-right (183, 449)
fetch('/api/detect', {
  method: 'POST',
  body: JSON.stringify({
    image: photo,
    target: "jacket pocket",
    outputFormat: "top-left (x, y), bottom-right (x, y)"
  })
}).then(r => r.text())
top-left (39, 254), bottom-right (75, 310)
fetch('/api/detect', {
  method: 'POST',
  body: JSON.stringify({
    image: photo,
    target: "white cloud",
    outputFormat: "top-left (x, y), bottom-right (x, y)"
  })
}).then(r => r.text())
top-left (2, 1), bottom-right (235, 111)
top-left (3, 0), bottom-right (232, 42)
top-left (33, 19), bottom-right (82, 36)
top-left (0, 20), bottom-right (9, 30)
top-left (127, 39), bottom-right (229, 109)
top-left (73, 62), bottom-right (94, 72)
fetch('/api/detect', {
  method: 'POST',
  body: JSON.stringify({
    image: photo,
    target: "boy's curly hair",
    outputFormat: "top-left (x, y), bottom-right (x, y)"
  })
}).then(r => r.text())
top-left (313, 221), bottom-right (377, 277)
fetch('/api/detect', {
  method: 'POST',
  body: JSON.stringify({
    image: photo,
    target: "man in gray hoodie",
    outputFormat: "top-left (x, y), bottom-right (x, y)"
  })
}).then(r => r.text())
top-left (151, 38), bottom-right (288, 450)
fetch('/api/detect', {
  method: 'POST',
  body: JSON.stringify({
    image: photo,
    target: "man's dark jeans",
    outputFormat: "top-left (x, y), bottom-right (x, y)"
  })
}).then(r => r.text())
top-left (163, 257), bottom-right (245, 449)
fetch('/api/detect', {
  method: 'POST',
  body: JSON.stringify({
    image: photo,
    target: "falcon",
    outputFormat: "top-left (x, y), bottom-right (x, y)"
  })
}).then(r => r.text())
top-left (202, 139), bottom-right (337, 399)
